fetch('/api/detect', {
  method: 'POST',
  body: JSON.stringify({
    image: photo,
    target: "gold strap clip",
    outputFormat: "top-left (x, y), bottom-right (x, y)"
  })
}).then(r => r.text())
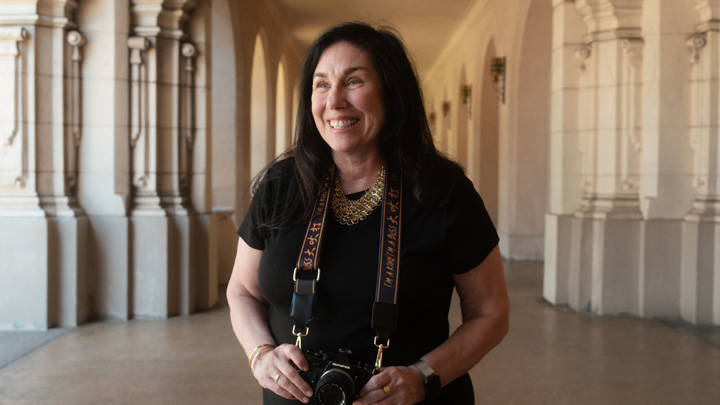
top-left (292, 325), bottom-right (309, 349)
top-left (373, 336), bottom-right (390, 371)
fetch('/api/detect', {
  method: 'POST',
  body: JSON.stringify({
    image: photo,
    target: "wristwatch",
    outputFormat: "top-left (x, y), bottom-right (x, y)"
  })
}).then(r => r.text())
top-left (412, 360), bottom-right (441, 401)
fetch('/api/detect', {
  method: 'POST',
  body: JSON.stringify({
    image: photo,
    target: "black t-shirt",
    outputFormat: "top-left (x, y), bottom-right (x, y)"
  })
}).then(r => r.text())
top-left (238, 157), bottom-right (499, 404)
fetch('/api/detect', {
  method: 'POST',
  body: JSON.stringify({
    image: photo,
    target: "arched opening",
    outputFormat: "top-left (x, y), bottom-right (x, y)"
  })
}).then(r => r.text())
top-left (250, 33), bottom-right (270, 178)
top-left (477, 40), bottom-right (500, 224)
top-left (291, 86), bottom-right (299, 142)
top-left (502, 0), bottom-right (552, 259)
top-left (275, 59), bottom-right (289, 155)
top-left (210, 0), bottom-right (236, 209)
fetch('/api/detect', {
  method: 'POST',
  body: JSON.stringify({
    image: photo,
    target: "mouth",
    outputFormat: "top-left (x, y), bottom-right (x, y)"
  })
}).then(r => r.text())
top-left (329, 119), bottom-right (359, 129)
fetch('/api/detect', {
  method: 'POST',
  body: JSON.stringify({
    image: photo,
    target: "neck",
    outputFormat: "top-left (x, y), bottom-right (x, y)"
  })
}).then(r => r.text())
top-left (333, 152), bottom-right (384, 194)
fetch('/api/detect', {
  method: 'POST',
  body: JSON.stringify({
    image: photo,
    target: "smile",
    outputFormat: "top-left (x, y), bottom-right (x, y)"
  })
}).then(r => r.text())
top-left (330, 119), bottom-right (358, 129)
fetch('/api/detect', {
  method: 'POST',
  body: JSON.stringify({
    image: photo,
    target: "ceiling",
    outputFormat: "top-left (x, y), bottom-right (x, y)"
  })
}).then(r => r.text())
top-left (273, 0), bottom-right (480, 76)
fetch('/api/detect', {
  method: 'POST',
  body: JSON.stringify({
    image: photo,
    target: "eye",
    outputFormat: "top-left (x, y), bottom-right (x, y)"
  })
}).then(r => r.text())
top-left (314, 80), bottom-right (329, 91)
top-left (347, 78), bottom-right (362, 87)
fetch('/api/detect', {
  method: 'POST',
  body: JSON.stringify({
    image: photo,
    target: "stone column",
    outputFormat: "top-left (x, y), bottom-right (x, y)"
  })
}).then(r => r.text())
top-left (129, 0), bottom-right (206, 318)
top-left (636, 0), bottom-right (696, 320)
top-left (544, 0), bottom-right (587, 306)
top-left (0, 0), bottom-right (89, 329)
top-left (682, 0), bottom-right (720, 325)
top-left (569, 0), bottom-right (644, 315)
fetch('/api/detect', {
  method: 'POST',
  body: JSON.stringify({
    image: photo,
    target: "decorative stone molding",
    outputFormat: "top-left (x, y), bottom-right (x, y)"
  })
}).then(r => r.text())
top-left (694, 0), bottom-right (720, 24)
top-left (687, 32), bottom-right (708, 64)
top-left (128, 36), bottom-right (160, 212)
top-left (622, 38), bottom-right (643, 156)
top-left (574, 44), bottom-right (592, 71)
top-left (575, 0), bottom-right (643, 42)
top-left (65, 30), bottom-right (85, 195)
top-left (130, 0), bottom-right (198, 38)
top-left (179, 42), bottom-right (197, 195)
top-left (0, 27), bottom-right (28, 148)
top-left (0, 27), bottom-right (29, 190)
top-left (623, 37), bottom-right (643, 69)
top-left (0, 0), bottom-right (78, 27)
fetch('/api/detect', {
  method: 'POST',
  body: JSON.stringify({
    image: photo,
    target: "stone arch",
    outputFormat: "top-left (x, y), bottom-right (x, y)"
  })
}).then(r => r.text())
top-left (210, 0), bottom-right (237, 210)
top-left (503, 0), bottom-right (552, 259)
top-left (475, 39), bottom-right (500, 224)
top-left (250, 29), bottom-right (272, 178)
top-left (275, 57), bottom-right (290, 155)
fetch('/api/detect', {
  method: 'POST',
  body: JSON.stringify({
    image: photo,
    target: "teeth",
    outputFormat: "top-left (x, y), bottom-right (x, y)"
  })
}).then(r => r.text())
top-left (330, 119), bottom-right (358, 129)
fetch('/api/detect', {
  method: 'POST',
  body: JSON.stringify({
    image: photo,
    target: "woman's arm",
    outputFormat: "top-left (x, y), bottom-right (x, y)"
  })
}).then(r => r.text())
top-left (355, 245), bottom-right (509, 404)
top-left (419, 244), bottom-right (509, 383)
top-left (227, 238), bottom-right (313, 403)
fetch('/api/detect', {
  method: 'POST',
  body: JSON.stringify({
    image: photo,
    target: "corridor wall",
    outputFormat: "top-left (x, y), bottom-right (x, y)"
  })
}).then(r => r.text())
top-left (545, 0), bottom-right (719, 325)
top-left (0, 0), bottom-right (301, 329)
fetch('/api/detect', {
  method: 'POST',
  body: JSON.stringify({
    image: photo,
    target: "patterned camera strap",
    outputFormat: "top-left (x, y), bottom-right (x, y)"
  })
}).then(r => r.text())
top-left (290, 164), bottom-right (402, 367)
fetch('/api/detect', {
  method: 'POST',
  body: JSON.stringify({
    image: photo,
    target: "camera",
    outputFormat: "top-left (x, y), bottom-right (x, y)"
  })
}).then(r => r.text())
top-left (298, 348), bottom-right (376, 405)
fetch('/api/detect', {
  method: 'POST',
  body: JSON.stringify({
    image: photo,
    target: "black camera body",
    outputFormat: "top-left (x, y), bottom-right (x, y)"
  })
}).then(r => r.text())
top-left (298, 348), bottom-right (376, 405)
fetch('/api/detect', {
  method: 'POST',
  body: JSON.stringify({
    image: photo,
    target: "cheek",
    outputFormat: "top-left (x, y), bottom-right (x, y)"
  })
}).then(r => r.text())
top-left (311, 95), bottom-right (325, 120)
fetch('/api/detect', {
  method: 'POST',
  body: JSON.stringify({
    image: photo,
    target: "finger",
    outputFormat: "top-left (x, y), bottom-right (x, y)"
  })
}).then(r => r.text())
top-left (353, 385), bottom-right (390, 405)
top-left (280, 343), bottom-right (309, 371)
top-left (274, 373), bottom-right (311, 403)
top-left (358, 371), bottom-right (391, 396)
top-left (276, 366), bottom-right (314, 399)
top-left (272, 383), bottom-right (301, 402)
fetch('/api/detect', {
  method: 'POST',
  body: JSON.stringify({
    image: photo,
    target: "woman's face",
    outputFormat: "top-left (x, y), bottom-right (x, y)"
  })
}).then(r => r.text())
top-left (311, 41), bottom-right (385, 160)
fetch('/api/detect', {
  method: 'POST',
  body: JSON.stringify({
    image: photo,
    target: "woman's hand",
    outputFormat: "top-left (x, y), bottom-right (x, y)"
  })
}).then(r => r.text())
top-left (353, 366), bottom-right (425, 405)
top-left (253, 343), bottom-right (314, 403)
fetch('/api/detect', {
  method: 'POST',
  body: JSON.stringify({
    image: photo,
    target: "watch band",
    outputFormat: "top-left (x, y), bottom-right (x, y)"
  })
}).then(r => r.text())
top-left (412, 360), bottom-right (442, 401)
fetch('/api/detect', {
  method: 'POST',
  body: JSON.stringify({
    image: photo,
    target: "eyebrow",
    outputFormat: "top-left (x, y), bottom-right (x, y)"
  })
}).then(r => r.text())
top-left (313, 66), bottom-right (368, 79)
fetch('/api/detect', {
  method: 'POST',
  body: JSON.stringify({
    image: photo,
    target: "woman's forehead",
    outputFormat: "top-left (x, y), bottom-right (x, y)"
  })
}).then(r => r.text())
top-left (314, 42), bottom-right (373, 72)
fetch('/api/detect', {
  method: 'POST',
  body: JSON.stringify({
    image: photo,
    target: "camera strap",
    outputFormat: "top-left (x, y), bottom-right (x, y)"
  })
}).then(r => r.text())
top-left (290, 166), bottom-right (335, 347)
top-left (290, 164), bottom-right (402, 368)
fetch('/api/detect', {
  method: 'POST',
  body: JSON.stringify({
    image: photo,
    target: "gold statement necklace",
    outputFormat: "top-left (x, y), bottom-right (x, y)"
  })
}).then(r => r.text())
top-left (331, 165), bottom-right (386, 226)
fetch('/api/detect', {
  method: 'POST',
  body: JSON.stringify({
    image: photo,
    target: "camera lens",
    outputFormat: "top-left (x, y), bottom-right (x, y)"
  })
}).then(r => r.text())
top-left (317, 383), bottom-right (346, 405)
top-left (316, 369), bottom-right (354, 405)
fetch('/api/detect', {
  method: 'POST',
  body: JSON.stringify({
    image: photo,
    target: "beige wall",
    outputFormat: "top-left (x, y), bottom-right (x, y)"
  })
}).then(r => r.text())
top-left (424, 0), bottom-right (551, 260)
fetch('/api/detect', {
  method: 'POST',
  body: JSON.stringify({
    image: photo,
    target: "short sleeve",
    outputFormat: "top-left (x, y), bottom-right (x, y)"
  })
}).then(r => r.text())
top-left (441, 173), bottom-right (499, 274)
top-left (237, 181), bottom-right (270, 250)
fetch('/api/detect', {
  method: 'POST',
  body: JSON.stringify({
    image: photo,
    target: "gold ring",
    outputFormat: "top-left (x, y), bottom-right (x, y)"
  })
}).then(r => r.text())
top-left (273, 373), bottom-right (282, 383)
top-left (383, 385), bottom-right (391, 397)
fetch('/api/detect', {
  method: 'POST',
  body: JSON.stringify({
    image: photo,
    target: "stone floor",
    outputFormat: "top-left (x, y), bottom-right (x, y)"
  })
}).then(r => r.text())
top-left (1, 261), bottom-right (719, 404)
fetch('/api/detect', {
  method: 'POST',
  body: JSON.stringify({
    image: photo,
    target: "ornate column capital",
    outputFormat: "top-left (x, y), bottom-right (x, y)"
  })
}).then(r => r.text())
top-left (694, 0), bottom-right (720, 22)
top-left (0, 0), bottom-right (78, 28)
top-left (576, 0), bottom-right (643, 42)
top-left (130, 0), bottom-right (198, 39)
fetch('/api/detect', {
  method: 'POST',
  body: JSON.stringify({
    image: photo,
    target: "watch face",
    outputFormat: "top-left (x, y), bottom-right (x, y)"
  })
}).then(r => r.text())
top-left (425, 374), bottom-right (442, 401)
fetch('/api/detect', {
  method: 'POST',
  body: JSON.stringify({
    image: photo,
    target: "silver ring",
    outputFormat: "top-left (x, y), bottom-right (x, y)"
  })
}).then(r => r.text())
top-left (273, 373), bottom-right (282, 383)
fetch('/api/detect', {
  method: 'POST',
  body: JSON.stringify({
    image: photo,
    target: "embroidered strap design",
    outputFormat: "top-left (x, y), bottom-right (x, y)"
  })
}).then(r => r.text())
top-left (290, 165), bottom-right (402, 359)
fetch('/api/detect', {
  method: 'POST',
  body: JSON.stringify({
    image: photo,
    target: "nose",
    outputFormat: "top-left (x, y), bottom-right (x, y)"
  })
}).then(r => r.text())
top-left (326, 85), bottom-right (347, 109)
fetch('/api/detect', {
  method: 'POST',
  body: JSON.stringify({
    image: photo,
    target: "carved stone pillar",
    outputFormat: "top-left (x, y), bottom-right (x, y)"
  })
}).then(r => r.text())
top-left (129, 0), bottom-right (201, 318)
top-left (0, 0), bottom-right (89, 329)
top-left (0, 27), bottom-right (38, 215)
top-left (567, 0), bottom-right (644, 315)
top-left (682, 0), bottom-right (720, 325)
top-left (544, 0), bottom-right (588, 307)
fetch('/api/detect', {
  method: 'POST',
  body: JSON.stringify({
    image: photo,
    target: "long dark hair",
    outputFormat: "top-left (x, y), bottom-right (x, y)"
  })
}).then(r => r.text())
top-left (258, 22), bottom-right (447, 228)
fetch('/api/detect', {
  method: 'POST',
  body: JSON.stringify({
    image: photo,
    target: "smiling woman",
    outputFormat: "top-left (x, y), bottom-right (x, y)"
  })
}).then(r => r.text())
top-left (226, 22), bottom-right (508, 405)
top-left (311, 41), bottom-right (386, 191)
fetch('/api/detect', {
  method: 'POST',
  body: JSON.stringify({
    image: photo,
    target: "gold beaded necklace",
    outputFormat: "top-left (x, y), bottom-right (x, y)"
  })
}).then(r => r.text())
top-left (331, 166), bottom-right (385, 226)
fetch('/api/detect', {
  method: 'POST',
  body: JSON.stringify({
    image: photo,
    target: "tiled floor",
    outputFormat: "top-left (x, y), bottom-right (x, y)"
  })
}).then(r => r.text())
top-left (1, 262), bottom-right (719, 404)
